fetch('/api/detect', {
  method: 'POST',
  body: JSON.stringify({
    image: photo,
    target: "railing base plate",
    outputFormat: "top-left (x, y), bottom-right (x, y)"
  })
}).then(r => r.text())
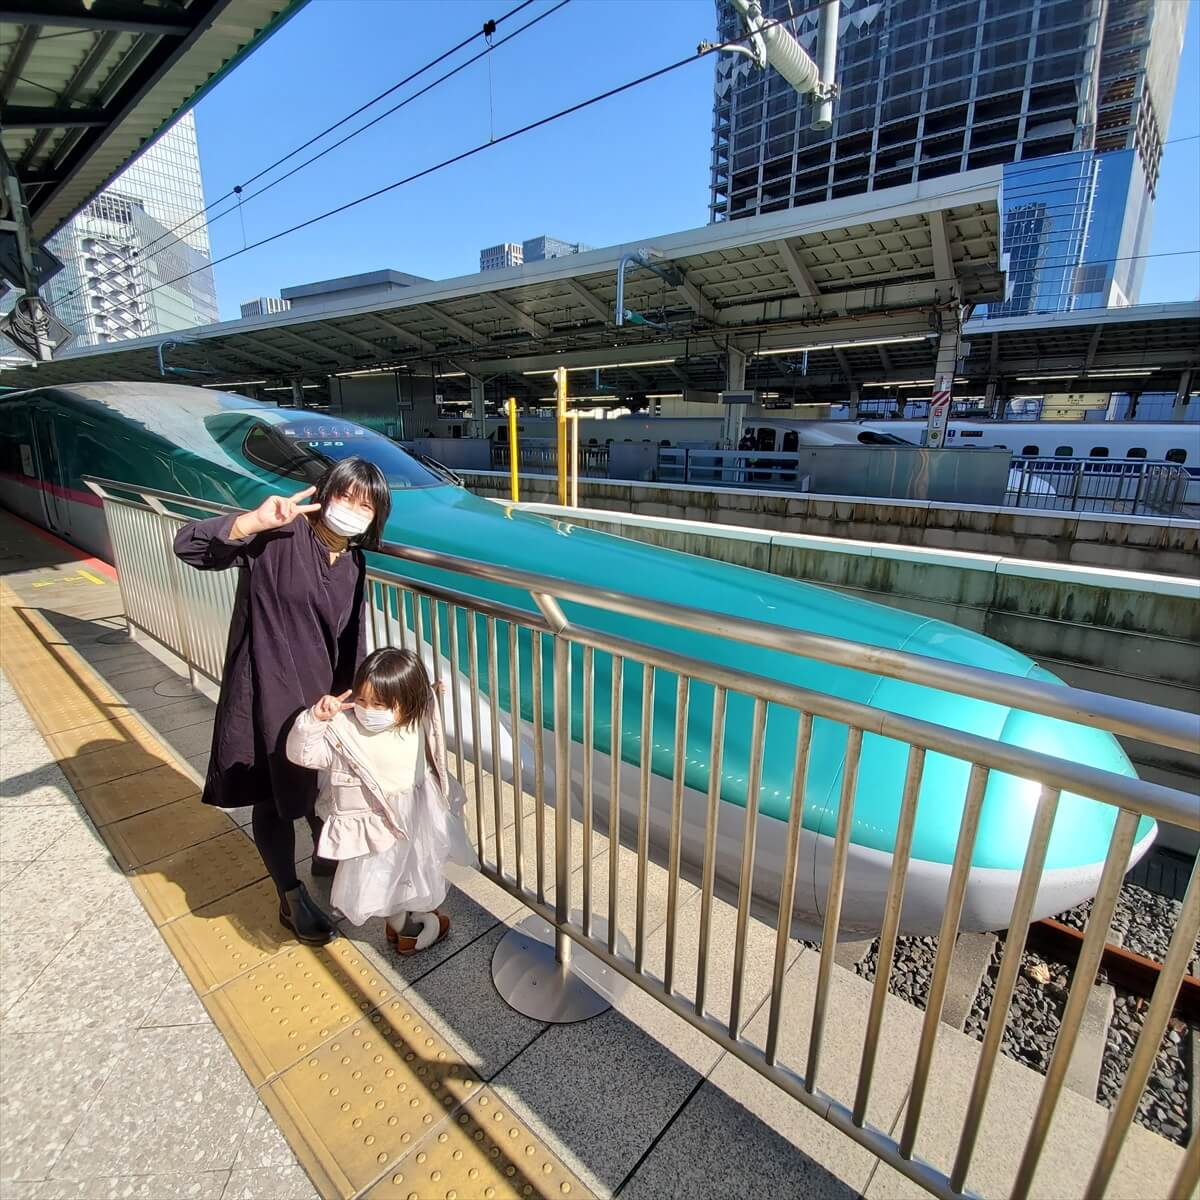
top-left (154, 677), bottom-right (195, 698)
top-left (492, 914), bottom-right (615, 1023)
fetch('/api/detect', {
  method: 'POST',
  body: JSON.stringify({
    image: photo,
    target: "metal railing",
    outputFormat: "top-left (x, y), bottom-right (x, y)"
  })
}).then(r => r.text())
top-left (491, 438), bottom-right (610, 478)
top-left (657, 446), bottom-right (811, 489)
top-left (1005, 456), bottom-right (1190, 517)
top-left (84, 475), bottom-right (1200, 1200)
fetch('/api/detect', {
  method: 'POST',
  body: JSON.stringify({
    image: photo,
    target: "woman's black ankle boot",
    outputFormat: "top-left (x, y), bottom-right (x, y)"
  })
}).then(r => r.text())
top-left (280, 882), bottom-right (337, 945)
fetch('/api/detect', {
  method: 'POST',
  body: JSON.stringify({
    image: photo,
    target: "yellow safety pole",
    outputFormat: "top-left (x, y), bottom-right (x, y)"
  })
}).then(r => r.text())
top-left (507, 396), bottom-right (520, 503)
top-left (555, 366), bottom-right (568, 506)
top-left (569, 412), bottom-right (580, 508)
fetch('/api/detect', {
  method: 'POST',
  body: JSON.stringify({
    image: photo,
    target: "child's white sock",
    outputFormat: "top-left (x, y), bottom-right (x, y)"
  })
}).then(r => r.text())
top-left (413, 912), bottom-right (441, 950)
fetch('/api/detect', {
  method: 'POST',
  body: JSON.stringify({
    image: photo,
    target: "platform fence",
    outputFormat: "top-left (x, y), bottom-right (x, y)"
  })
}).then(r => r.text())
top-left (84, 476), bottom-right (1200, 1200)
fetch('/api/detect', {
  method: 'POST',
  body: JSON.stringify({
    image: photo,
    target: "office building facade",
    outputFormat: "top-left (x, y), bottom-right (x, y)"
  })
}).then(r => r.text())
top-left (710, 0), bottom-right (1185, 312)
top-left (522, 234), bottom-right (591, 263)
top-left (45, 111), bottom-right (218, 346)
top-left (480, 235), bottom-right (591, 272)
top-left (480, 243), bottom-right (524, 272)
top-left (240, 296), bottom-right (291, 319)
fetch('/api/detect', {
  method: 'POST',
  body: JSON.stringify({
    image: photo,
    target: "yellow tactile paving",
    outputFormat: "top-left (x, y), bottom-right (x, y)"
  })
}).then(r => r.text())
top-left (364, 1088), bottom-right (593, 1200)
top-left (261, 999), bottom-right (484, 1200)
top-left (132, 827), bottom-right (268, 924)
top-left (3, 541), bottom-right (592, 1200)
top-left (159, 876), bottom-right (301, 994)
top-left (61, 738), bottom-right (173, 791)
top-left (205, 939), bottom-right (397, 1086)
top-left (76, 763), bottom-right (199, 824)
top-left (45, 714), bottom-right (159, 760)
top-left (101, 796), bottom-right (235, 869)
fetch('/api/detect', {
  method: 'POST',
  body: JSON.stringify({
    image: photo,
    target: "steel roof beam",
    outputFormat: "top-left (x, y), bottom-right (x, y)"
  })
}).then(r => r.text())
top-left (483, 291), bottom-right (547, 340)
top-left (29, 0), bottom-right (234, 235)
top-left (560, 278), bottom-right (609, 323)
top-left (421, 304), bottom-right (481, 347)
top-left (774, 238), bottom-right (821, 304)
top-left (927, 209), bottom-right (957, 297)
top-left (4, 106), bottom-right (109, 129)
top-left (364, 312), bottom-right (437, 357)
top-left (0, 24), bottom-right (39, 105)
top-left (229, 333), bottom-right (308, 372)
top-left (0, 2), bottom-right (195, 36)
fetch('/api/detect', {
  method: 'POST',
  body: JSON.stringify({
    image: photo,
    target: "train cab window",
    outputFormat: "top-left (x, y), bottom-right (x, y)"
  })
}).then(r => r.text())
top-left (1127, 447), bottom-right (1147, 459)
top-left (756, 428), bottom-right (777, 451)
top-left (1167, 448), bottom-right (1188, 464)
top-left (241, 420), bottom-right (442, 489)
top-left (1089, 447), bottom-right (1109, 458)
top-left (782, 431), bottom-right (799, 452)
top-left (1021, 445), bottom-right (1039, 456)
top-left (857, 431), bottom-right (910, 445)
top-left (1054, 445), bottom-right (1073, 457)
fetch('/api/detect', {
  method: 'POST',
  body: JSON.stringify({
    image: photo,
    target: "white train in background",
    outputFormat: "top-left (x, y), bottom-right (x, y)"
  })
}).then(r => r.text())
top-left (449, 413), bottom-right (1199, 502)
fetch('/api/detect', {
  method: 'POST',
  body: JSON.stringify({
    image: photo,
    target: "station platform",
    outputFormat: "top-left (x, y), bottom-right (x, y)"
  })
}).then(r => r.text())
top-left (0, 508), bottom-right (1189, 1200)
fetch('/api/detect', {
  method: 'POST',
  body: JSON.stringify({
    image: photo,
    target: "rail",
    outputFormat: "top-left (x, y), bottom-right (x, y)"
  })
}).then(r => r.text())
top-left (84, 475), bottom-right (1200, 1200)
top-left (1004, 456), bottom-right (1189, 517)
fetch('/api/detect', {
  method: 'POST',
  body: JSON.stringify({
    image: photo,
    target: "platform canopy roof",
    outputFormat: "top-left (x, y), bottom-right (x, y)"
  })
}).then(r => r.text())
top-left (958, 302), bottom-right (1200, 397)
top-left (0, 168), bottom-right (1006, 399)
top-left (1, 0), bottom-right (305, 241)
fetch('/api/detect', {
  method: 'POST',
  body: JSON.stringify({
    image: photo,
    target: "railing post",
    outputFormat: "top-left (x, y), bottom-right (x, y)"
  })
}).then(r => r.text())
top-left (490, 594), bottom-right (610, 1024)
top-left (146, 495), bottom-right (199, 696)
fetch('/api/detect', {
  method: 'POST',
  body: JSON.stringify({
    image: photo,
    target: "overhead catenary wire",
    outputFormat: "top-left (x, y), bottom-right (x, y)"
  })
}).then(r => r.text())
top-left (49, 0), bottom-right (570, 313)
top-left (65, 1), bottom-right (541, 278)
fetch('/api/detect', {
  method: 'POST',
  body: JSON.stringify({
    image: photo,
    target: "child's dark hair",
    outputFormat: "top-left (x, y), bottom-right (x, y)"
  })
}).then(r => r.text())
top-left (353, 648), bottom-right (431, 726)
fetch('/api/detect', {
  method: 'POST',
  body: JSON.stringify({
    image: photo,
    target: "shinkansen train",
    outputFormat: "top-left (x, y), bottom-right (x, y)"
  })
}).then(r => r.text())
top-left (0, 383), bottom-right (1155, 935)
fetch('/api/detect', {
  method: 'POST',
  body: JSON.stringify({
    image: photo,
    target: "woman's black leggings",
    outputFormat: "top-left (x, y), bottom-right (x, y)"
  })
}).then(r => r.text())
top-left (251, 803), bottom-right (323, 896)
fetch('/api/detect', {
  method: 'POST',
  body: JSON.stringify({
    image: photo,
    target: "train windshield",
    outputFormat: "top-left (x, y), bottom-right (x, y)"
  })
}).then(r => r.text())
top-left (242, 420), bottom-right (443, 489)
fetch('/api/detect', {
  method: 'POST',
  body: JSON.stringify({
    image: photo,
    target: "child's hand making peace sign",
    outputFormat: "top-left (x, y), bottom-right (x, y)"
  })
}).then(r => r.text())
top-left (313, 690), bottom-right (353, 721)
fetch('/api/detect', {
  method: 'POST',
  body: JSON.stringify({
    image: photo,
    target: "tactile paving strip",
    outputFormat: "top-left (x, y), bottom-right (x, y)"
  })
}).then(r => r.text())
top-left (133, 828), bottom-right (267, 924)
top-left (262, 998), bottom-right (483, 1200)
top-left (46, 715), bottom-right (158, 760)
top-left (101, 796), bottom-right (235, 869)
top-left (76, 764), bottom-right (199, 825)
top-left (364, 1088), bottom-right (593, 1200)
top-left (62, 739), bottom-right (173, 791)
top-left (159, 876), bottom-right (300, 993)
top-left (206, 938), bottom-right (397, 1086)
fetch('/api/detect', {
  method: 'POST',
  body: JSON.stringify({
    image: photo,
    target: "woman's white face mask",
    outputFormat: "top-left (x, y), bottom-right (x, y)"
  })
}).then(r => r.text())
top-left (324, 497), bottom-right (373, 538)
top-left (354, 704), bottom-right (397, 732)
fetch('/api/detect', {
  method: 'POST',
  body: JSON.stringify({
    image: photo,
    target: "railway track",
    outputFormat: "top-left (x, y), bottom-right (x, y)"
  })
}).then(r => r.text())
top-left (845, 868), bottom-right (1199, 1147)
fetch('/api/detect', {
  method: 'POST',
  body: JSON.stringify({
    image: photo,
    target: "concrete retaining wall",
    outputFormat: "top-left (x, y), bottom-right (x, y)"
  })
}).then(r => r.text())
top-left (460, 470), bottom-right (1200, 576)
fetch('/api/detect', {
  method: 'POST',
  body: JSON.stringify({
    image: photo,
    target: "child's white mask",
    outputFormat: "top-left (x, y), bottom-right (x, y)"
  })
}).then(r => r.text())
top-left (354, 704), bottom-right (396, 732)
top-left (324, 500), bottom-right (371, 538)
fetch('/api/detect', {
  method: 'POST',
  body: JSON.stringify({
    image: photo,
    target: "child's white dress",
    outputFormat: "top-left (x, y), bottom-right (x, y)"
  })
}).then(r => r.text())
top-left (332, 722), bottom-right (469, 923)
top-left (285, 704), bottom-right (471, 926)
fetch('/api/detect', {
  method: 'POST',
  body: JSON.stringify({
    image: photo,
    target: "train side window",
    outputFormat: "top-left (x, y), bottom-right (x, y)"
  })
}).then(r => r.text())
top-left (757, 428), bottom-right (776, 451)
top-left (1167, 448), bottom-right (1188, 464)
top-left (1021, 444), bottom-right (1039, 455)
top-left (1089, 446), bottom-right (1109, 458)
top-left (1127, 447), bottom-right (1147, 458)
top-left (782, 431), bottom-right (799, 452)
top-left (1054, 445), bottom-right (1073, 457)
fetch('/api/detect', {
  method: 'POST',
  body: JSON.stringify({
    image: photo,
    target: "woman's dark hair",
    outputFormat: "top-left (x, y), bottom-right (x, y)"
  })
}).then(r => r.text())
top-left (315, 457), bottom-right (391, 548)
top-left (353, 648), bottom-right (431, 727)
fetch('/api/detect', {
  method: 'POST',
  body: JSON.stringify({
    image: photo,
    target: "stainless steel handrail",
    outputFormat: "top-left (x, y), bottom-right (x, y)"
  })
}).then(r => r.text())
top-left (81, 475), bottom-right (1200, 757)
top-left (84, 474), bottom-right (1200, 1200)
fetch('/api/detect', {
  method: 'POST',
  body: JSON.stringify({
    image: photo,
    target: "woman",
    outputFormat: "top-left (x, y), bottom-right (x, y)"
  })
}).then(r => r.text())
top-left (174, 457), bottom-right (391, 945)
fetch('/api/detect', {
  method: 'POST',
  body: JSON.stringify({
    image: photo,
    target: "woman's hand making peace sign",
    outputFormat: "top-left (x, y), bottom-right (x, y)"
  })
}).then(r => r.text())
top-left (230, 486), bottom-right (322, 540)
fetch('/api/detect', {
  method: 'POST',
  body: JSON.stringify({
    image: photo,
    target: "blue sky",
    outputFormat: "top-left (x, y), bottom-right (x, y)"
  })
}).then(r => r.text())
top-left (193, 0), bottom-right (1199, 320)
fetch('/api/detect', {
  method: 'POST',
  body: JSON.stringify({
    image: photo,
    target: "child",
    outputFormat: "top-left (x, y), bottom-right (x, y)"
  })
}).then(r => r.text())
top-left (286, 647), bottom-right (470, 953)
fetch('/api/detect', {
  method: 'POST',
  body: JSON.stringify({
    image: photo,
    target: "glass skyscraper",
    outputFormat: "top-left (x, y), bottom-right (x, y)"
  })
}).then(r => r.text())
top-left (44, 111), bottom-right (218, 347)
top-left (710, 0), bottom-right (1186, 314)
